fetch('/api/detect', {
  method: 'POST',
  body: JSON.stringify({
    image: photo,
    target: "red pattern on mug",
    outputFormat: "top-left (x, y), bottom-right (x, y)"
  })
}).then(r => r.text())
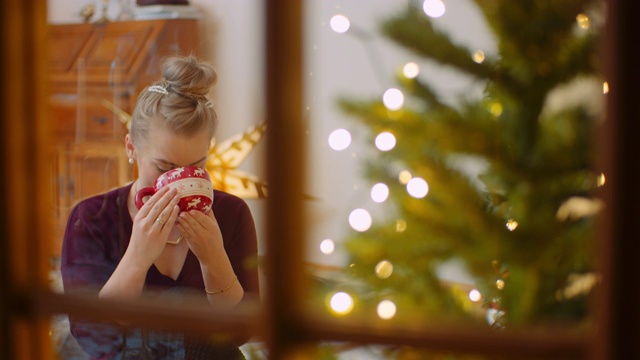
top-left (135, 166), bottom-right (214, 214)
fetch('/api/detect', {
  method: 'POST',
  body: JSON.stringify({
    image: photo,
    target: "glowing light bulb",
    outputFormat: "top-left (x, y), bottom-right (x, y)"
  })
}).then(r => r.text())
top-left (472, 50), bottom-right (485, 64)
top-left (375, 260), bottom-right (394, 279)
top-left (396, 219), bottom-right (407, 232)
top-left (398, 170), bottom-right (412, 185)
top-left (506, 219), bottom-right (518, 231)
top-left (349, 208), bottom-right (372, 232)
top-left (377, 300), bottom-right (397, 320)
top-left (469, 289), bottom-right (482, 302)
top-left (407, 177), bottom-right (429, 198)
top-left (330, 15), bottom-right (350, 33)
top-left (403, 62), bottom-right (420, 78)
top-left (330, 292), bottom-right (354, 315)
top-left (371, 183), bottom-right (389, 203)
top-left (496, 279), bottom-right (505, 290)
top-left (576, 13), bottom-right (590, 29)
top-left (383, 88), bottom-right (404, 111)
top-left (328, 128), bottom-right (351, 151)
top-left (320, 239), bottom-right (335, 255)
top-left (423, 0), bottom-right (445, 18)
top-left (603, 81), bottom-right (609, 94)
top-left (375, 132), bottom-right (396, 151)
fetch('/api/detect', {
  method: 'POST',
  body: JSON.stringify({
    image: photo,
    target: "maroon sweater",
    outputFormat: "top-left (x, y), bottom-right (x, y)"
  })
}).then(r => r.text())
top-left (61, 183), bottom-right (259, 358)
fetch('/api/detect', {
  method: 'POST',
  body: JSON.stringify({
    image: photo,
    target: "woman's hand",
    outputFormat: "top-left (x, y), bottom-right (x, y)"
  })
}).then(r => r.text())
top-left (129, 186), bottom-right (181, 269)
top-left (100, 186), bottom-right (180, 300)
top-left (177, 209), bottom-right (244, 309)
top-left (176, 209), bottom-right (224, 266)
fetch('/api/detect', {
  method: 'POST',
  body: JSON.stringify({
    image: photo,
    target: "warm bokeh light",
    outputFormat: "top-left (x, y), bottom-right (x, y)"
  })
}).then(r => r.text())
top-left (469, 289), bottom-right (482, 302)
top-left (597, 173), bottom-right (606, 187)
top-left (407, 177), bottom-right (429, 198)
top-left (377, 300), bottom-right (397, 320)
top-left (328, 128), bottom-right (351, 151)
top-left (488, 101), bottom-right (503, 117)
top-left (472, 50), bottom-right (485, 64)
top-left (403, 62), bottom-right (420, 78)
top-left (320, 239), bottom-right (335, 255)
top-left (398, 170), bottom-right (412, 184)
top-left (603, 81), bottom-right (609, 94)
top-left (423, 0), bottom-right (445, 18)
top-left (396, 219), bottom-right (407, 232)
top-left (349, 208), bottom-right (372, 232)
top-left (375, 131), bottom-right (396, 151)
top-left (506, 219), bottom-right (518, 231)
top-left (496, 279), bottom-right (505, 290)
top-left (330, 14), bottom-right (350, 33)
top-left (371, 183), bottom-right (389, 203)
top-left (576, 13), bottom-right (590, 29)
top-left (329, 292), bottom-right (354, 315)
top-left (382, 88), bottom-right (404, 110)
top-left (375, 260), bottom-right (394, 279)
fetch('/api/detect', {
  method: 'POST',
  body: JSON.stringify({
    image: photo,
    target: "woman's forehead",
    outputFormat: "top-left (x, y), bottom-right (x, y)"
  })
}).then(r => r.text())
top-left (144, 126), bottom-right (211, 163)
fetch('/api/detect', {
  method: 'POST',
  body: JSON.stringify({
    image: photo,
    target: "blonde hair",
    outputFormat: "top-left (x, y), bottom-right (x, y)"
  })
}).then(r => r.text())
top-left (130, 55), bottom-right (218, 144)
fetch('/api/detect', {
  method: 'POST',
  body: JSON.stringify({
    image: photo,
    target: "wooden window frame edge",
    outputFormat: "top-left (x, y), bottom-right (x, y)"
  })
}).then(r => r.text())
top-left (3, 0), bottom-right (638, 359)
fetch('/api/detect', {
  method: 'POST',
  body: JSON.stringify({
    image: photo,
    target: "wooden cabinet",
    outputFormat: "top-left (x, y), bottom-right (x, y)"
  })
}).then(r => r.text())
top-left (48, 20), bottom-right (199, 255)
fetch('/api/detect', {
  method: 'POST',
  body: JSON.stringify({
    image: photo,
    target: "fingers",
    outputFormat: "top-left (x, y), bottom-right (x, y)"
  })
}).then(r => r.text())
top-left (159, 203), bottom-right (180, 235)
top-left (139, 187), bottom-right (178, 222)
top-left (155, 194), bottom-right (180, 231)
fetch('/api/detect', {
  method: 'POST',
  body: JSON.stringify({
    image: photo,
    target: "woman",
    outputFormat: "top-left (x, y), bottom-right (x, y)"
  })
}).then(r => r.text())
top-left (61, 55), bottom-right (259, 359)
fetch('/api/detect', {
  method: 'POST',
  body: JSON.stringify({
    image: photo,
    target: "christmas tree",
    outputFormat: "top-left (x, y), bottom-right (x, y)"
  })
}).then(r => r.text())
top-left (329, 0), bottom-right (604, 330)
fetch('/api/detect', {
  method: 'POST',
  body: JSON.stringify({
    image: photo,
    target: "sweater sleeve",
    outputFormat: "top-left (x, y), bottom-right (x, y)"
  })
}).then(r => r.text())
top-left (60, 194), bottom-right (126, 358)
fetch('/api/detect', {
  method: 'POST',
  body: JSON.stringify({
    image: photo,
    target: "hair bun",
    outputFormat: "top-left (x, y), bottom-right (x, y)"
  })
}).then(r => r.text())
top-left (162, 55), bottom-right (217, 99)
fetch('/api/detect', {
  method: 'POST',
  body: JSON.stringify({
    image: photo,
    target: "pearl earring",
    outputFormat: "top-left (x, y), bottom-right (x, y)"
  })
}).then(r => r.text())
top-left (128, 158), bottom-right (134, 165)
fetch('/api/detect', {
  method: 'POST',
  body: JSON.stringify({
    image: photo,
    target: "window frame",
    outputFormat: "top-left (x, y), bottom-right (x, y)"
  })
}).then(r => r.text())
top-left (1, 0), bottom-right (636, 359)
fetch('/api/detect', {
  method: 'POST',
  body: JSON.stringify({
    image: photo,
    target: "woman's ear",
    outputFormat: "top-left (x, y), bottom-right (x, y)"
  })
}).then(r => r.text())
top-left (125, 134), bottom-right (136, 160)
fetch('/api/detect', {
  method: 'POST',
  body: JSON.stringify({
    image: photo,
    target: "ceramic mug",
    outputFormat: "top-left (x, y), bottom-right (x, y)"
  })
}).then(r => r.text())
top-left (134, 166), bottom-right (213, 214)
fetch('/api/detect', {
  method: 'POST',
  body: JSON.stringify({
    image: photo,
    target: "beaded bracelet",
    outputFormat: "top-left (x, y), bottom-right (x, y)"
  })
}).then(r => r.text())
top-left (205, 276), bottom-right (238, 295)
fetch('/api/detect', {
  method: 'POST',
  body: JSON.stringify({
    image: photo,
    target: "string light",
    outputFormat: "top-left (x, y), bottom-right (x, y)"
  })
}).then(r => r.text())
top-left (349, 208), bottom-right (372, 232)
top-left (423, 0), bottom-right (445, 18)
top-left (576, 13), bottom-right (590, 29)
top-left (506, 219), bottom-right (518, 231)
top-left (375, 260), bottom-right (394, 279)
top-left (375, 131), bottom-right (396, 151)
top-left (320, 239), bottom-right (335, 255)
top-left (407, 177), bottom-right (429, 198)
top-left (383, 88), bottom-right (404, 110)
top-left (396, 219), bottom-right (407, 232)
top-left (469, 289), bottom-right (482, 302)
top-left (603, 81), bottom-right (609, 94)
top-left (329, 292), bottom-right (354, 315)
top-left (472, 50), bottom-right (485, 64)
top-left (597, 173), bottom-right (606, 187)
top-left (330, 14), bottom-right (350, 33)
top-left (371, 183), bottom-right (389, 203)
top-left (496, 279), bottom-right (505, 290)
top-left (488, 101), bottom-right (503, 117)
top-left (377, 300), bottom-right (397, 320)
top-left (403, 62), bottom-right (420, 78)
top-left (328, 128), bottom-right (351, 151)
top-left (399, 170), bottom-right (412, 184)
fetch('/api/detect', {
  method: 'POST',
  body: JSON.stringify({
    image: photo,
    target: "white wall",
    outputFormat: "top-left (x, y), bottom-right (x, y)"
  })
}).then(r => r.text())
top-left (47, 1), bottom-right (494, 283)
